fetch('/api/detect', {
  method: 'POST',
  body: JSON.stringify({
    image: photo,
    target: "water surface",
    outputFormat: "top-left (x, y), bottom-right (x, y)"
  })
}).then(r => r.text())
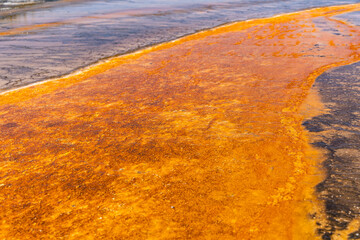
top-left (0, 0), bottom-right (359, 90)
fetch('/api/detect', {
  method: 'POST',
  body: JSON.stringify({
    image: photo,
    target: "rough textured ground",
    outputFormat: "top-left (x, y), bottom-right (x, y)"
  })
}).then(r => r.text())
top-left (0, 0), bottom-right (359, 91)
top-left (0, 4), bottom-right (359, 240)
top-left (304, 61), bottom-right (360, 239)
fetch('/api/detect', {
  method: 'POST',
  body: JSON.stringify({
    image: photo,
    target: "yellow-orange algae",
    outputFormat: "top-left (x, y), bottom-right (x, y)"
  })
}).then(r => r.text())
top-left (0, 22), bottom-right (63, 36)
top-left (0, 4), bottom-right (360, 239)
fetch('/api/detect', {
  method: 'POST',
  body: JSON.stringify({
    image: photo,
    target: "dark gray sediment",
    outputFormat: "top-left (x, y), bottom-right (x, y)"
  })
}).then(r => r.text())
top-left (0, 0), bottom-right (359, 91)
top-left (303, 61), bottom-right (360, 239)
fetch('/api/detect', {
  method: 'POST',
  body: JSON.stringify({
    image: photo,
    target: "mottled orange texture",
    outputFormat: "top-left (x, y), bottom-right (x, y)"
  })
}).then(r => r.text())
top-left (0, 4), bottom-right (360, 240)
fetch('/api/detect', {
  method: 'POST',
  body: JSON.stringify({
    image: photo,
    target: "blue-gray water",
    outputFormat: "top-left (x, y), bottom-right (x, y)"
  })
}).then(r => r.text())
top-left (0, 0), bottom-right (358, 90)
top-left (0, 0), bottom-right (45, 11)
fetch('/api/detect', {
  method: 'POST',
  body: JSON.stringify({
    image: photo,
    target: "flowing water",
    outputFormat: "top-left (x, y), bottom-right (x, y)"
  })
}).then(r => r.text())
top-left (0, 3), bottom-right (360, 239)
top-left (0, 0), bottom-right (359, 90)
top-left (1, 1), bottom-right (360, 239)
top-left (0, 0), bottom-right (46, 11)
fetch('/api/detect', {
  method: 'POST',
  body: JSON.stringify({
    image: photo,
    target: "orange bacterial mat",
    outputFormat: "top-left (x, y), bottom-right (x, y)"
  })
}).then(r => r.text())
top-left (0, 4), bottom-right (360, 239)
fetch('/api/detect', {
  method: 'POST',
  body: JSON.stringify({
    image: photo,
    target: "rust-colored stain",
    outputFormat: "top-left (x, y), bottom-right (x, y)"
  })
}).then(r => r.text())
top-left (0, 4), bottom-right (360, 239)
top-left (0, 22), bottom-right (63, 36)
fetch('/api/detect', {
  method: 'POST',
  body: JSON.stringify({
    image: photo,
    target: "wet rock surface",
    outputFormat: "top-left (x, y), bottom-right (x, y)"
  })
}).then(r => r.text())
top-left (1, 5), bottom-right (360, 238)
top-left (0, 0), bottom-right (358, 92)
top-left (303, 61), bottom-right (360, 239)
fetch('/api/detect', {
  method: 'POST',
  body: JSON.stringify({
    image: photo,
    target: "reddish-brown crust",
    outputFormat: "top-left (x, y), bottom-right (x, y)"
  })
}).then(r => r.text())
top-left (0, 4), bottom-right (359, 239)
